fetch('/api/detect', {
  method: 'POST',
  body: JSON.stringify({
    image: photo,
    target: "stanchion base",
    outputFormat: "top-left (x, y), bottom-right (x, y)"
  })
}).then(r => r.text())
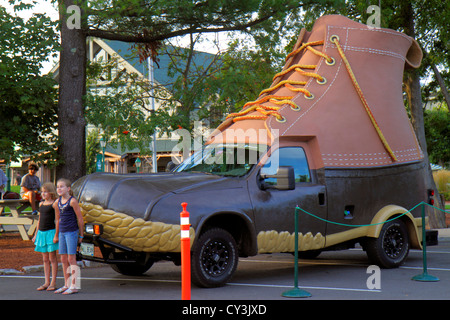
top-left (282, 287), bottom-right (312, 298)
top-left (412, 273), bottom-right (439, 282)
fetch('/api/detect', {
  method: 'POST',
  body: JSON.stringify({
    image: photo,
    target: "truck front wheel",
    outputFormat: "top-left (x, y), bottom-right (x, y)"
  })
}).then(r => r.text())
top-left (191, 228), bottom-right (239, 288)
top-left (110, 253), bottom-right (155, 276)
top-left (364, 219), bottom-right (410, 268)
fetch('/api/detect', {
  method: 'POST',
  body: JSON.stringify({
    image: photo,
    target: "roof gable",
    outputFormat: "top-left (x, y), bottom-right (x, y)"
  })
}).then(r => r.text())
top-left (102, 39), bottom-right (218, 91)
top-left (50, 38), bottom-right (218, 92)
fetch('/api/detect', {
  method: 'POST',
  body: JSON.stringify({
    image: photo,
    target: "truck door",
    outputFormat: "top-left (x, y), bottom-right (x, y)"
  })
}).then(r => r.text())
top-left (248, 146), bottom-right (327, 253)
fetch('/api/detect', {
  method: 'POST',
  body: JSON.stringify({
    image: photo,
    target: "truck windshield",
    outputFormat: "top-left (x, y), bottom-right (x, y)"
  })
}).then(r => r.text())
top-left (174, 144), bottom-right (267, 177)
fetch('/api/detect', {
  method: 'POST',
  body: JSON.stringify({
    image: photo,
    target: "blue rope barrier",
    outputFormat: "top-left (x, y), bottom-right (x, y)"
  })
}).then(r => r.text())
top-left (295, 201), bottom-right (447, 228)
top-left (282, 201), bottom-right (446, 298)
top-left (292, 201), bottom-right (448, 286)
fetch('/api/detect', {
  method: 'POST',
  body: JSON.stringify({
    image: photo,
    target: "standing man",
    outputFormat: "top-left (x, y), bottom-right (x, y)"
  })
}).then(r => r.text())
top-left (0, 167), bottom-right (7, 199)
top-left (21, 162), bottom-right (42, 215)
top-left (0, 167), bottom-right (8, 232)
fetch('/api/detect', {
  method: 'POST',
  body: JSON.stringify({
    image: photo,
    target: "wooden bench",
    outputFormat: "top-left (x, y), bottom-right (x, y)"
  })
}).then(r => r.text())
top-left (0, 199), bottom-right (39, 240)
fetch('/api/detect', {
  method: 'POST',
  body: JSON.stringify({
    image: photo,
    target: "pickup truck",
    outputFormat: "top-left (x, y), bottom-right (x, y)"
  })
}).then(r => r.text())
top-left (74, 14), bottom-right (437, 288)
top-left (73, 141), bottom-right (434, 287)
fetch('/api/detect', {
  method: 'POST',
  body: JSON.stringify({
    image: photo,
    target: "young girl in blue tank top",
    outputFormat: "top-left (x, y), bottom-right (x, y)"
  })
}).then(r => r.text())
top-left (54, 178), bottom-right (84, 295)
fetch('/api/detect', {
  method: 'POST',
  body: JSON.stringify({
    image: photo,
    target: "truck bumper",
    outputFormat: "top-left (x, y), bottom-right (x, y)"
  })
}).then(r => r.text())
top-left (76, 234), bottom-right (138, 265)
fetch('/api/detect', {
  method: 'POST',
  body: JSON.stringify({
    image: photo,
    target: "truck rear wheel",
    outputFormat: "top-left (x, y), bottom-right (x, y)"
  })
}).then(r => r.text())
top-left (365, 219), bottom-right (409, 268)
top-left (191, 228), bottom-right (239, 288)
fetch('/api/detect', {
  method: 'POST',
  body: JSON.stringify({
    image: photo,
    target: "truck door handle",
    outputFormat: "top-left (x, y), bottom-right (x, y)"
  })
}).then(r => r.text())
top-left (318, 193), bottom-right (325, 206)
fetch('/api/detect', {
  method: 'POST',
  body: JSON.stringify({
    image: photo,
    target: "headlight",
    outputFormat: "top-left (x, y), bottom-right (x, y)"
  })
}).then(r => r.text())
top-left (84, 223), bottom-right (103, 235)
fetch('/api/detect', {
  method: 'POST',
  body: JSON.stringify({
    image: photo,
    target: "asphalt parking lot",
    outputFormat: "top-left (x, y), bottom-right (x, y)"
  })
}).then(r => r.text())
top-left (2, 230), bottom-right (450, 304)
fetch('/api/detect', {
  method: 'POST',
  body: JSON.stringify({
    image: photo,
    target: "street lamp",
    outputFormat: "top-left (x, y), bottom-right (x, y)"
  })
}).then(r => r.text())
top-left (100, 137), bottom-right (106, 172)
top-left (135, 157), bottom-right (141, 173)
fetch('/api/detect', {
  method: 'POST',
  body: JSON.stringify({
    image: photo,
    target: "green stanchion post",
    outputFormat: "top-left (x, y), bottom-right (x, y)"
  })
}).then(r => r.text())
top-left (412, 202), bottom-right (439, 282)
top-left (282, 207), bottom-right (312, 298)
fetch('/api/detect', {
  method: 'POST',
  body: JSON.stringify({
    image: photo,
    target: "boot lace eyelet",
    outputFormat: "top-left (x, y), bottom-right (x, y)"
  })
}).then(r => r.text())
top-left (316, 77), bottom-right (327, 85)
top-left (290, 105), bottom-right (301, 112)
top-left (304, 93), bottom-right (314, 100)
top-left (326, 57), bottom-right (335, 66)
top-left (330, 35), bottom-right (340, 43)
top-left (276, 116), bottom-right (287, 123)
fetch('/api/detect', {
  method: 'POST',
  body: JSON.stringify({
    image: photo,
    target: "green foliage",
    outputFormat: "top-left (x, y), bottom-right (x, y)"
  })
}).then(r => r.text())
top-left (6, 0), bottom-right (447, 172)
top-left (0, 5), bottom-right (60, 164)
top-left (433, 170), bottom-right (450, 201)
top-left (196, 39), bottom-right (280, 128)
top-left (84, 0), bottom-right (307, 38)
top-left (71, 0), bottom-right (314, 160)
top-left (424, 108), bottom-right (450, 167)
top-left (134, 37), bottom-right (281, 135)
top-left (85, 57), bottom-right (155, 155)
top-left (86, 128), bottom-right (100, 174)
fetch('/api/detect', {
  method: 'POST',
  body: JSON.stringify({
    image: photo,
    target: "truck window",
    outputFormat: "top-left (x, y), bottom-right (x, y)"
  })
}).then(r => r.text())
top-left (261, 147), bottom-right (311, 183)
top-left (175, 143), bottom-right (267, 177)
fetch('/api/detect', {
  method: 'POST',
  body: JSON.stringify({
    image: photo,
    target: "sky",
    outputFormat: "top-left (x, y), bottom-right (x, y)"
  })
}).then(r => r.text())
top-left (0, 0), bottom-right (231, 75)
top-left (0, 0), bottom-right (59, 19)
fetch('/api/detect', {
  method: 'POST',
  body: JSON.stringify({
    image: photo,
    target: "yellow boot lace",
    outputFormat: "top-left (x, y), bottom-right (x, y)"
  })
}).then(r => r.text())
top-left (226, 36), bottom-right (397, 162)
top-left (226, 40), bottom-right (330, 123)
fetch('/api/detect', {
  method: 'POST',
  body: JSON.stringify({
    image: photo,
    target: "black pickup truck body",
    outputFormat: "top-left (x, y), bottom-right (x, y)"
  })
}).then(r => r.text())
top-left (74, 140), bottom-right (434, 287)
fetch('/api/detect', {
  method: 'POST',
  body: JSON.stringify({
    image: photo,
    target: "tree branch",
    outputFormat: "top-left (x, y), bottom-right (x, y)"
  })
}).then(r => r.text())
top-left (84, 9), bottom-right (286, 44)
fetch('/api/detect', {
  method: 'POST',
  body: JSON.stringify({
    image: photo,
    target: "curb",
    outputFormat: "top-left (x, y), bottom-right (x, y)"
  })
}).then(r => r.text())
top-left (2, 229), bottom-right (449, 275)
top-left (0, 260), bottom-right (103, 275)
top-left (0, 268), bottom-right (23, 275)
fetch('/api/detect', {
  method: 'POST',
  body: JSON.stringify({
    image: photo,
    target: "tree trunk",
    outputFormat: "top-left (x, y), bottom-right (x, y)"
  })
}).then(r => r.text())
top-left (405, 71), bottom-right (445, 228)
top-left (430, 63), bottom-right (450, 109)
top-left (402, 2), bottom-right (446, 228)
top-left (56, 0), bottom-right (87, 183)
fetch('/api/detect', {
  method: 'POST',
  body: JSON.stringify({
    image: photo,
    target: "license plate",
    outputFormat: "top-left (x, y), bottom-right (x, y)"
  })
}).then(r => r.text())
top-left (80, 242), bottom-right (94, 256)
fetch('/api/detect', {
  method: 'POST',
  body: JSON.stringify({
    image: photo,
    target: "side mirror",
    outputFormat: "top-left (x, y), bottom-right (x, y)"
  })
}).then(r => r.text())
top-left (259, 166), bottom-right (295, 190)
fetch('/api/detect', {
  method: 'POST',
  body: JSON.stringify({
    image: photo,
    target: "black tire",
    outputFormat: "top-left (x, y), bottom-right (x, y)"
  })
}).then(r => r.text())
top-left (365, 219), bottom-right (410, 268)
top-left (298, 250), bottom-right (322, 259)
top-left (110, 253), bottom-right (154, 276)
top-left (191, 228), bottom-right (239, 288)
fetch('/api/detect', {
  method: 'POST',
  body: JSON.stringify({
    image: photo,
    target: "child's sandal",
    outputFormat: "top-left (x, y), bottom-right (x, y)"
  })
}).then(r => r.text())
top-left (54, 286), bottom-right (68, 294)
top-left (62, 287), bottom-right (78, 295)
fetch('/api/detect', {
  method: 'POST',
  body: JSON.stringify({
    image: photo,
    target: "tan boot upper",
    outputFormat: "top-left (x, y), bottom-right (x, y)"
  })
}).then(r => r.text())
top-left (210, 15), bottom-right (423, 169)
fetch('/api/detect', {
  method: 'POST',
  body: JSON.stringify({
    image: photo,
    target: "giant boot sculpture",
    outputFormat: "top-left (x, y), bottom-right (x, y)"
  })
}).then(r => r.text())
top-left (211, 14), bottom-right (423, 168)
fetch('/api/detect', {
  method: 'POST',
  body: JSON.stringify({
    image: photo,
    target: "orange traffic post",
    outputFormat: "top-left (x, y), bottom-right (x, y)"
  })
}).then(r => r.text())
top-left (180, 202), bottom-right (191, 300)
